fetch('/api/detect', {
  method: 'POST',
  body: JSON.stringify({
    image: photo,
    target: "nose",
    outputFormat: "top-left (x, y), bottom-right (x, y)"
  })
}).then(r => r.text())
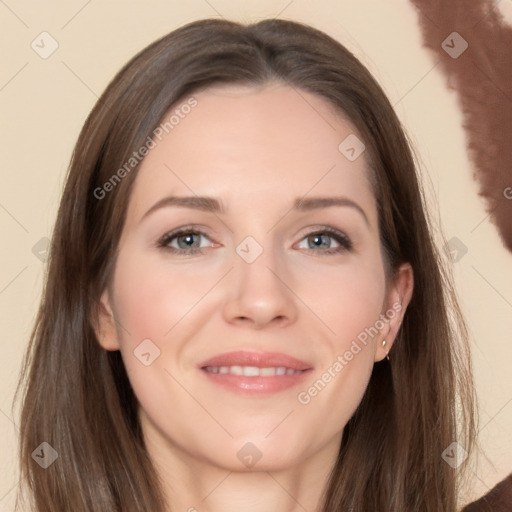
top-left (222, 241), bottom-right (298, 329)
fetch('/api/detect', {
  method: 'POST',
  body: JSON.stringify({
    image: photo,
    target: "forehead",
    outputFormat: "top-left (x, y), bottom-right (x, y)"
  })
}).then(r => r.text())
top-left (126, 83), bottom-right (375, 223)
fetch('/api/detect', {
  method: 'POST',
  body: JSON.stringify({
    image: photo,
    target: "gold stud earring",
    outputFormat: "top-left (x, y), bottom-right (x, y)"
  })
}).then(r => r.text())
top-left (382, 340), bottom-right (390, 361)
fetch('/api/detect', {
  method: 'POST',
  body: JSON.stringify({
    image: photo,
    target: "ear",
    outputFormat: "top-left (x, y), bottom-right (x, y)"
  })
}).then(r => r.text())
top-left (374, 262), bottom-right (414, 362)
top-left (92, 289), bottom-right (121, 351)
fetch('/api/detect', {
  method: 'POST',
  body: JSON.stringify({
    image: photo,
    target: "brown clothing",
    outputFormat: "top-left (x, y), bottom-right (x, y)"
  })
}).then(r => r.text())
top-left (462, 474), bottom-right (512, 511)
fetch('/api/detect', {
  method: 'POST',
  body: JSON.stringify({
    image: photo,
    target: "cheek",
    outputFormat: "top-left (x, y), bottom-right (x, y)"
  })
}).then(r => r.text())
top-left (292, 257), bottom-right (385, 428)
top-left (296, 346), bottom-right (374, 449)
top-left (110, 248), bottom-right (214, 342)
top-left (293, 253), bottom-right (386, 346)
top-left (108, 250), bottom-right (210, 435)
top-left (108, 248), bottom-right (227, 403)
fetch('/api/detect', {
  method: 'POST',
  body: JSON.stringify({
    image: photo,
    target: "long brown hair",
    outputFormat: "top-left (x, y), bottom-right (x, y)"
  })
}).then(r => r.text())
top-left (13, 18), bottom-right (477, 511)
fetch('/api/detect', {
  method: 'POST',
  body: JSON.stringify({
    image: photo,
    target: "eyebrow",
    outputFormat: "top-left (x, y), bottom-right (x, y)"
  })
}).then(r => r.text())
top-left (140, 195), bottom-right (370, 225)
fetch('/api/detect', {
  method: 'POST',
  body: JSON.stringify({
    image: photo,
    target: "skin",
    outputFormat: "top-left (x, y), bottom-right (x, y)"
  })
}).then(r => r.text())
top-left (95, 82), bottom-right (414, 512)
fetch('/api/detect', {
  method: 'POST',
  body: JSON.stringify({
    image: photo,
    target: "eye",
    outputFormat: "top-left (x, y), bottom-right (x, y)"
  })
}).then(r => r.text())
top-left (157, 227), bottom-right (213, 255)
top-left (296, 228), bottom-right (353, 255)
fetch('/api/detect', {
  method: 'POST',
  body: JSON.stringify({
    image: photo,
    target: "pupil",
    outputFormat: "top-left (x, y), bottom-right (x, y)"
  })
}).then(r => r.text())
top-left (311, 234), bottom-right (328, 248)
top-left (179, 234), bottom-right (198, 248)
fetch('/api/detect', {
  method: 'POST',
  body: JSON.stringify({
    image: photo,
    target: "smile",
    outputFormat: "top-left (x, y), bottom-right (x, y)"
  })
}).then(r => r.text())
top-left (202, 365), bottom-right (306, 376)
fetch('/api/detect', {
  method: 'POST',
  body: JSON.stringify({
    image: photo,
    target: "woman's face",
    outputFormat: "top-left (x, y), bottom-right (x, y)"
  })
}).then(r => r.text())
top-left (96, 83), bottom-right (412, 473)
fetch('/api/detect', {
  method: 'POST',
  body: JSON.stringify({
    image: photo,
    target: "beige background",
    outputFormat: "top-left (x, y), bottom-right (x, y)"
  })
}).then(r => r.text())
top-left (1, 0), bottom-right (511, 509)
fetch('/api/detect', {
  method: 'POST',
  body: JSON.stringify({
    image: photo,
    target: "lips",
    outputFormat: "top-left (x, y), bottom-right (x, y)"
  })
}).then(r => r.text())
top-left (198, 350), bottom-right (313, 371)
top-left (198, 350), bottom-right (314, 395)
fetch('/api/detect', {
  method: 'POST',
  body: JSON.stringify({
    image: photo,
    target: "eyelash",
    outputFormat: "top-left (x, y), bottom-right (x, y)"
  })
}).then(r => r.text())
top-left (156, 225), bottom-right (353, 256)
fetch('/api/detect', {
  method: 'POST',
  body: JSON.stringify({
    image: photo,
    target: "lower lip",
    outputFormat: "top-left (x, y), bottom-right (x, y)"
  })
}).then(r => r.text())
top-left (200, 368), bottom-right (313, 395)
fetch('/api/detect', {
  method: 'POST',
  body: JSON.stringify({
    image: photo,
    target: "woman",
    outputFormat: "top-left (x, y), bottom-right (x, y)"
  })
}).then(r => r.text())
top-left (13, 18), bottom-right (477, 511)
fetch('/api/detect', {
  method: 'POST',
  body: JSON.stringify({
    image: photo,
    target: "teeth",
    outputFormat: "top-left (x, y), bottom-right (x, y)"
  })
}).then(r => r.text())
top-left (230, 365), bottom-right (243, 375)
top-left (204, 365), bottom-right (304, 376)
top-left (243, 366), bottom-right (260, 376)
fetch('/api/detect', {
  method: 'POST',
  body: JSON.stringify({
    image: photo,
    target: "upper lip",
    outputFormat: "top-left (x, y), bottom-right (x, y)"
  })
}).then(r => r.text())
top-left (198, 350), bottom-right (313, 371)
